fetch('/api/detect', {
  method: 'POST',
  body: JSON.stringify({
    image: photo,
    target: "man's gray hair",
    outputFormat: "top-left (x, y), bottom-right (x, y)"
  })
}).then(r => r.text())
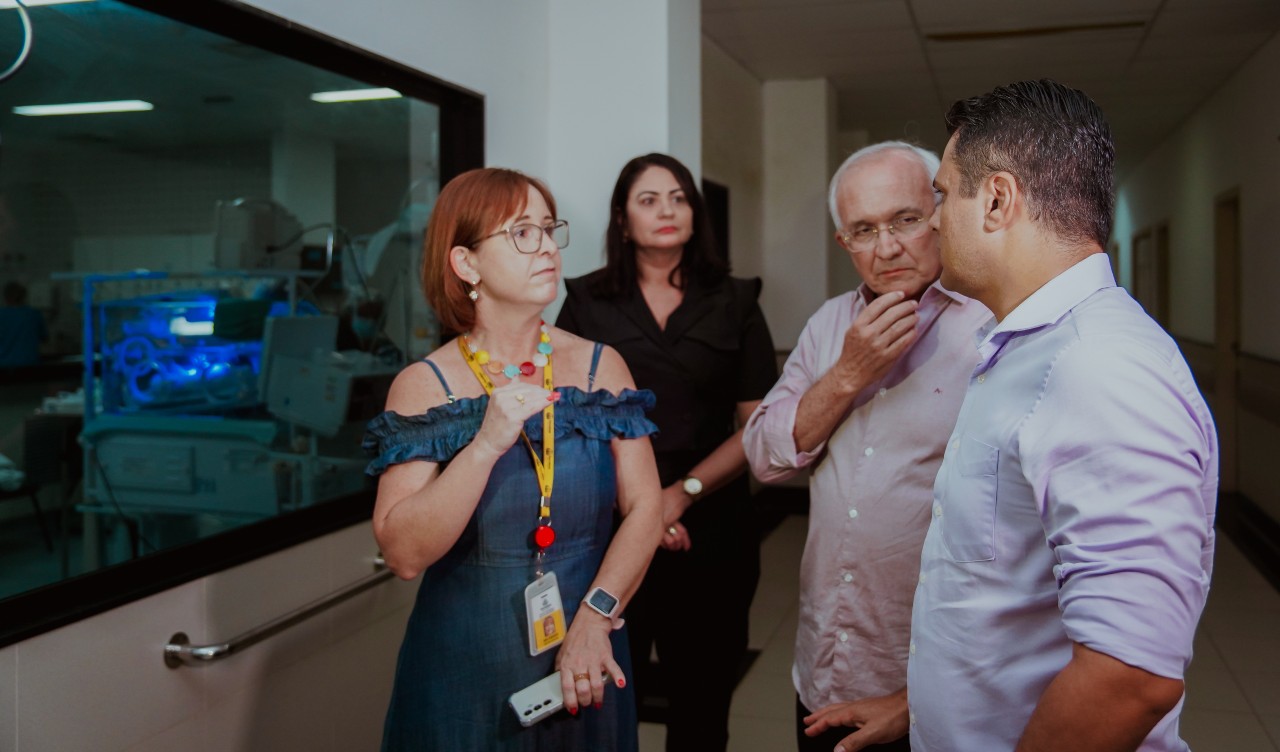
top-left (828, 141), bottom-right (941, 229)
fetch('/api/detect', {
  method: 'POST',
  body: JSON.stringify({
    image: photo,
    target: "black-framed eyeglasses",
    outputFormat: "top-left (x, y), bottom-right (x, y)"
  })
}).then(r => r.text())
top-left (470, 219), bottom-right (570, 254)
top-left (839, 213), bottom-right (932, 253)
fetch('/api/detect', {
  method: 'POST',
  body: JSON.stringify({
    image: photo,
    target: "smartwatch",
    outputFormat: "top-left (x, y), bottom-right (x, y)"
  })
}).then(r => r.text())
top-left (583, 586), bottom-right (620, 619)
top-left (681, 475), bottom-right (704, 498)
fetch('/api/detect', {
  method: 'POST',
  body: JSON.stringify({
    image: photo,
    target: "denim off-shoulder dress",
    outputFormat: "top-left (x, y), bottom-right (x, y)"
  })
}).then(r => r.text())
top-left (363, 350), bottom-right (657, 752)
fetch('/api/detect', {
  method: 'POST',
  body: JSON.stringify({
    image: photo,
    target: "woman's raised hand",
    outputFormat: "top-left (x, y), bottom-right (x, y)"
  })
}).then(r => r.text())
top-left (472, 381), bottom-right (560, 458)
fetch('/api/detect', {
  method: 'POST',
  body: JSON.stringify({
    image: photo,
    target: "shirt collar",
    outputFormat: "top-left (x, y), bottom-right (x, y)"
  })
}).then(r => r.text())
top-left (982, 253), bottom-right (1115, 344)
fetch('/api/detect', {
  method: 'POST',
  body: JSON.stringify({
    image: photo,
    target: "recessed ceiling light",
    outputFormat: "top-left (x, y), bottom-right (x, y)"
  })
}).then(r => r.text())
top-left (13, 100), bottom-right (154, 116)
top-left (310, 88), bottom-right (401, 103)
top-left (0, 0), bottom-right (96, 8)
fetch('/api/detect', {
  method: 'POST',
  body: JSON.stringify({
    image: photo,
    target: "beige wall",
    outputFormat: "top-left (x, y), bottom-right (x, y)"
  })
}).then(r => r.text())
top-left (701, 36), bottom-right (764, 281)
top-left (1113, 30), bottom-right (1280, 523)
top-left (1113, 31), bottom-right (1280, 354)
top-left (761, 79), bottom-right (838, 350)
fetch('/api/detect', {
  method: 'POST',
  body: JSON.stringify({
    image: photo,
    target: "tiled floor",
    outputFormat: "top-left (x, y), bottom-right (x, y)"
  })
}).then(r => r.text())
top-left (640, 515), bottom-right (1280, 752)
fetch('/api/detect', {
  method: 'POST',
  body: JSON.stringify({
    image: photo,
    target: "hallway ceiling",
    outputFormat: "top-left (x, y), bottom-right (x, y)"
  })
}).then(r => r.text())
top-left (702, 0), bottom-right (1280, 176)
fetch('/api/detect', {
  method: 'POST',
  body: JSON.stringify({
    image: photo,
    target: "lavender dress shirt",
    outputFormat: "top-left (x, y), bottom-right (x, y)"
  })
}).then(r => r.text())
top-left (908, 254), bottom-right (1218, 751)
top-left (743, 281), bottom-right (990, 712)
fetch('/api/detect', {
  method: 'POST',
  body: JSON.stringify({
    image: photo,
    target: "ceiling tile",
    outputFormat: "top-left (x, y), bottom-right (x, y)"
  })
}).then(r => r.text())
top-left (703, 0), bottom-right (889, 10)
top-left (1136, 31), bottom-right (1275, 62)
top-left (912, 0), bottom-right (1159, 34)
top-left (1148, 5), bottom-right (1280, 36)
top-left (704, 0), bottom-right (911, 37)
top-left (925, 29), bottom-right (1143, 69)
top-left (703, 0), bottom-right (1280, 175)
top-left (714, 29), bottom-right (922, 67)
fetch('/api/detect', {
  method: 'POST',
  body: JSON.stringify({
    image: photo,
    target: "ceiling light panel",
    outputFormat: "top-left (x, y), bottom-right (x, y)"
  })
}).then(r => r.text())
top-left (309, 88), bottom-right (401, 103)
top-left (13, 100), bottom-right (153, 116)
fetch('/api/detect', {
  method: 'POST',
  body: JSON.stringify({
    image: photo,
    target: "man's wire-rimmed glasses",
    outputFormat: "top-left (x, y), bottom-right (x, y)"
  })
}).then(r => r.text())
top-left (839, 213), bottom-right (932, 253)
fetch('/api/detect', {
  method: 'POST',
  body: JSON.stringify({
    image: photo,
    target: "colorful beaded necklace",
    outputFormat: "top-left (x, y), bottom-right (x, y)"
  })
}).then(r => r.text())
top-left (457, 322), bottom-right (558, 565)
top-left (465, 323), bottom-right (555, 379)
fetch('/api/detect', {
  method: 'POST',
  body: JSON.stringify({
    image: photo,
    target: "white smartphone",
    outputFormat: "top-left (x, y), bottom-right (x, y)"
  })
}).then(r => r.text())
top-left (509, 671), bottom-right (564, 727)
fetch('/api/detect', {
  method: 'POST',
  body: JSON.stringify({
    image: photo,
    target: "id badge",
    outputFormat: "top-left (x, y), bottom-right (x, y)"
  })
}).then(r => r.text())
top-left (524, 571), bottom-right (566, 656)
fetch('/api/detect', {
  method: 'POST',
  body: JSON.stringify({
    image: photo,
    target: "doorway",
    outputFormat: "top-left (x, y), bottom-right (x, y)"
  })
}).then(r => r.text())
top-left (1132, 223), bottom-right (1170, 327)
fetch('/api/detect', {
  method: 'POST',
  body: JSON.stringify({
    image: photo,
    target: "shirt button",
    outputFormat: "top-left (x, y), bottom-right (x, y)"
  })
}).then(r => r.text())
top-left (878, 388), bottom-right (887, 398)
top-left (950, 439), bottom-right (960, 452)
top-left (976, 373), bottom-right (986, 383)
top-left (843, 572), bottom-right (853, 583)
top-left (864, 446), bottom-right (874, 457)
top-left (910, 711), bottom-right (917, 726)
top-left (933, 504), bottom-right (942, 518)
top-left (848, 508), bottom-right (859, 519)
top-left (838, 631), bottom-right (848, 643)
top-left (919, 572), bottom-right (927, 583)
top-left (909, 641), bottom-right (917, 655)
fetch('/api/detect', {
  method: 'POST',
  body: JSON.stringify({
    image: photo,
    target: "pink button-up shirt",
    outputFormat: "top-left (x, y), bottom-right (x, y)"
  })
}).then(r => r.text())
top-left (743, 281), bottom-right (989, 711)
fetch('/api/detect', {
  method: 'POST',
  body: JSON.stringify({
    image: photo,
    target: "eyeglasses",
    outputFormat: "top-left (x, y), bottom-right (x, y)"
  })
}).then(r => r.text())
top-left (470, 219), bottom-right (570, 254)
top-left (839, 213), bottom-right (932, 253)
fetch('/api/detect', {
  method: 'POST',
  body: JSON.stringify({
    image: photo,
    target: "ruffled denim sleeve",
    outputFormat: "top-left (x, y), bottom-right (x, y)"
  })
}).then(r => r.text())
top-left (363, 387), bottom-right (658, 476)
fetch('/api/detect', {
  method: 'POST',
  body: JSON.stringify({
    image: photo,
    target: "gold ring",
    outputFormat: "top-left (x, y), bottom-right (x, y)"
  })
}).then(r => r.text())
top-left (573, 672), bottom-right (590, 682)
top-left (516, 394), bottom-right (525, 404)
top-left (667, 526), bottom-right (678, 536)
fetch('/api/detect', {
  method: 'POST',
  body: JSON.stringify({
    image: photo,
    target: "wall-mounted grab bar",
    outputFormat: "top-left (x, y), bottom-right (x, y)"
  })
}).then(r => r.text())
top-left (164, 555), bottom-right (393, 668)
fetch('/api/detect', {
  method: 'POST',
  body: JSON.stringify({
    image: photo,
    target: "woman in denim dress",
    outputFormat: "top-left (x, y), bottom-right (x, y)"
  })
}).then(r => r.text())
top-left (365, 168), bottom-right (665, 750)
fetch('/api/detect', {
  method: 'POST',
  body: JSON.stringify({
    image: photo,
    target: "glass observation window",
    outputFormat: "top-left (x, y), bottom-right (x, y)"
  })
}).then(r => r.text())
top-left (0, 0), bottom-right (470, 625)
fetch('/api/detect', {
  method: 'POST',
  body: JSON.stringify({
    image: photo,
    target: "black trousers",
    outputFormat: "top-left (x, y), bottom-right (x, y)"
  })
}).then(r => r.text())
top-left (626, 494), bottom-right (760, 752)
top-left (795, 695), bottom-right (911, 752)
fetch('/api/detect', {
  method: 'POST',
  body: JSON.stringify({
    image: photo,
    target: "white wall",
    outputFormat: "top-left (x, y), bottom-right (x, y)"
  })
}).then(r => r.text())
top-left (701, 35), bottom-right (763, 280)
top-left (240, 0), bottom-right (553, 179)
top-left (545, 0), bottom-right (703, 298)
top-left (1113, 31), bottom-right (1280, 355)
top-left (761, 79), bottom-right (837, 349)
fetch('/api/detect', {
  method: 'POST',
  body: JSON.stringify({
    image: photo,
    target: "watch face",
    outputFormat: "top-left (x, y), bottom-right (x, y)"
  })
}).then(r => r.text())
top-left (589, 588), bottom-right (619, 616)
top-left (682, 477), bottom-right (703, 496)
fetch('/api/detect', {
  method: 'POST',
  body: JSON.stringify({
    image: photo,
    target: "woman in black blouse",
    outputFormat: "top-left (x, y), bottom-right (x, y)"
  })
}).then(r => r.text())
top-left (557, 153), bottom-right (777, 752)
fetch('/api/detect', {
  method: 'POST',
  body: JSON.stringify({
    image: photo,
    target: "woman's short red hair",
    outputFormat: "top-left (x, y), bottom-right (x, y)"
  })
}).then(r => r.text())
top-left (422, 168), bottom-right (557, 335)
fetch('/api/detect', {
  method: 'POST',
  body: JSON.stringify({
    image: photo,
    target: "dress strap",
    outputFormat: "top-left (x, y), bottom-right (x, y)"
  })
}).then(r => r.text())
top-left (587, 342), bottom-right (604, 392)
top-left (422, 358), bottom-right (456, 404)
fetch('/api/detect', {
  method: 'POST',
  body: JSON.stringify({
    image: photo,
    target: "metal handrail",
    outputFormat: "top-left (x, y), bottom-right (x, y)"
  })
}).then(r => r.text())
top-left (164, 555), bottom-right (393, 669)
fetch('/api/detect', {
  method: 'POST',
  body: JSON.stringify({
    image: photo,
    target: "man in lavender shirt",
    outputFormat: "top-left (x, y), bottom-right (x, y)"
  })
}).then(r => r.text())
top-left (909, 80), bottom-right (1218, 751)
top-left (743, 141), bottom-right (990, 752)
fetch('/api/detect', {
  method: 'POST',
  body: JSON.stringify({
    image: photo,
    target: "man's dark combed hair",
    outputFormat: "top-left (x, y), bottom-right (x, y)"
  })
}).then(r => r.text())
top-left (591, 152), bottom-right (727, 298)
top-left (944, 79), bottom-right (1115, 249)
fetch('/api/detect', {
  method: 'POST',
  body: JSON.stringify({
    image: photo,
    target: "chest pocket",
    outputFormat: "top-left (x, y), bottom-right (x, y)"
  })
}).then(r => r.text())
top-left (940, 436), bottom-right (999, 563)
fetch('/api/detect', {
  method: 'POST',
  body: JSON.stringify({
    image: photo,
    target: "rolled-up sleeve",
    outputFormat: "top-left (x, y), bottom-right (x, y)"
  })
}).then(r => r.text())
top-left (1018, 337), bottom-right (1217, 680)
top-left (744, 314), bottom-right (828, 483)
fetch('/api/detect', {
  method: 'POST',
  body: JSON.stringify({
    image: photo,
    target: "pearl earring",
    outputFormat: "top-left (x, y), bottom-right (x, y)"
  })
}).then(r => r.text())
top-left (468, 278), bottom-right (480, 302)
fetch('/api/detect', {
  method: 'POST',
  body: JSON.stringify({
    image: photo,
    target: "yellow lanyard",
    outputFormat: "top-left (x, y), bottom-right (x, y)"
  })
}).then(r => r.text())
top-left (457, 336), bottom-right (555, 525)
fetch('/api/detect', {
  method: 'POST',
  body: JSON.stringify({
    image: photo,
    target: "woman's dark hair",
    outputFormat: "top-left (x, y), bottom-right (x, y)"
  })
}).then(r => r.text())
top-left (944, 79), bottom-right (1115, 249)
top-left (591, 153), bottom-right (727, 298)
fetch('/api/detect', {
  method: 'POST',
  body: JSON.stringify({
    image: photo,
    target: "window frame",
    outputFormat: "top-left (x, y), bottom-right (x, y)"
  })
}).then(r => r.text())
top-left (0, 0), bottom-right (483, 649)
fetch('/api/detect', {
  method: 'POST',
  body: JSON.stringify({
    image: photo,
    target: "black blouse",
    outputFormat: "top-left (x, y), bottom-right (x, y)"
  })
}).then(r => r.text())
top-left (557, 272), bottom-right (778, 488)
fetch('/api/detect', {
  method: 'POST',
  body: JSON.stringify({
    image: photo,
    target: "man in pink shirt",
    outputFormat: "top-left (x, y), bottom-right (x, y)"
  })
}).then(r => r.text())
top-left (743, 141), bottom-right (990, 752)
